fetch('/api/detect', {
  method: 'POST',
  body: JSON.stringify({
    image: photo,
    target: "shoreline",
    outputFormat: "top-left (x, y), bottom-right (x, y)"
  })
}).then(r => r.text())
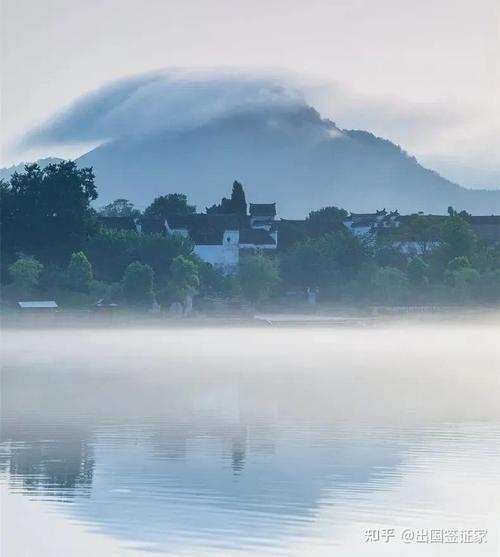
top-left (2, 306), bottom-right (499, 330)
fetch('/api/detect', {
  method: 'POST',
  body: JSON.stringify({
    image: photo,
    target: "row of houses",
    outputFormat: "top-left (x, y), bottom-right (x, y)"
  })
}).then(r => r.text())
top-left (344, 209), bottom-right (500, 243)
top-left (101, 203), bottom-right (278, 273)
top-left (100, 205), bottom-right (500, 273)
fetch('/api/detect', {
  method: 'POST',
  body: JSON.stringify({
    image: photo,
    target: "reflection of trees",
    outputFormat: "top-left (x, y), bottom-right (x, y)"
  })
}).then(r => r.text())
top-left (1, 365), bottom-right (405, 510)
top-left (2, 428), bottom-right (95, 498)
top-left (231, 425), bottom-right (247, 474)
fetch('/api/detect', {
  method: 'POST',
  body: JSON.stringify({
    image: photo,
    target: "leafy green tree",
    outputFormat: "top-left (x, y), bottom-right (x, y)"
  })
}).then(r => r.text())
top-left (66, 252), bottom-right (93, 292)
top-left (277, 220), bottom-right (308, 251)
top-left (441, 215), bottom-right (476, 260)
top-left (144, 194), bottom-right (195, 220)
top-left (1, 161), bottom-right (98, 265)
top-left (168, 255), bottom-right (200, 302)
top-left (372, 267), bottom-right (409, 304)
top-left (206, 181), bottom-right (248, 215)
top-left (122, 262), bottom-right (154, 305)
top-left (280, 231), bottom-right (366, 299)
top-left (407, 256), bottom-right (429, 287)
top-left (475, 270), bottom-right (500, 303)
top-left (449, 267), bottom-right (480, 302)
top-left (398, 214), bottom-right (441, 255)
top-left (447, 256), bottom-right (470, 271)
top-left (99, 199), bottom-right (141, 218)
top-left (230, 181), bottom-right (247, 216)
top-left (239, 254), bottom-right (280, 304)
top-left (305, 206), bottom-right (348, 237)
top-left (85, 229), bottom-right (138, 283)
top-left (374, 244), bottom-right (407, 269)
top-left (8, 254), bottom-right (44, 297)
top-left (85, 229), bottom-right (192, 283)
top-left (349, 261), bottom-right (378, 300)
top-left (131, 234), bottom-right (193, 284)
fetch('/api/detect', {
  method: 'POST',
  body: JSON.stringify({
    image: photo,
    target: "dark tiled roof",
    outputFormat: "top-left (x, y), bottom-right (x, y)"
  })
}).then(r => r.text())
top-left (99, 216), bottom-right (137, 231)
top-left (469, 223), bottom-right (500, 242)
top-left (140, 218), bottom-right (166, 235)
top-left (190, 229), bottom-right (225, 245)
top-left (348, 213), bottom-right (377, 219)
top-left (239, 229), bottom-right (276, 245)
top-left (279, 219), bottom-right (306, 225)
top-left (397, 214), bottom-right (448, 226)
top-left (351, 217), bottom-right (377, 228)
top-left (465, 216), bottom-right (500, 225)
top-left (249, 203), bottom-right (276, 217)
top-left (465, 216), bottom-right (500, 242)
top-left (167, 213), bottom-right (242, 230)
top-left (166, 214), bottom-right (242, 245)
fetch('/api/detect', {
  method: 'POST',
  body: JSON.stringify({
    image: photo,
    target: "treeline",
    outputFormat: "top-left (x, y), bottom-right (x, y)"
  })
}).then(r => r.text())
top-left (1, 161), bottom-right (500, 309)
top-left (280, 208), bottom-right (500, 304)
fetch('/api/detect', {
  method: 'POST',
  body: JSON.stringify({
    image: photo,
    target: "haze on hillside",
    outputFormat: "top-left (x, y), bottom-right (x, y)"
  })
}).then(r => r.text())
top-left (14, 72), bottom-right (500, 217)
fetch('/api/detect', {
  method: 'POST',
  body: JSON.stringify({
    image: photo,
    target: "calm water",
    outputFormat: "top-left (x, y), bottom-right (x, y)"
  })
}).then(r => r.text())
top-left (1, 324), bottom-right (499, 556)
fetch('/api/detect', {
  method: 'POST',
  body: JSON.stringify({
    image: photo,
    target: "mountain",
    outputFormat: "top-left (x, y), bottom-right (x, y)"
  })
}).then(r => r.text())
top-left (0, 157), bottom-right (64, 181)
top-left (6, 70), bottom-right (499, 217)
top-left (75, 106), bottom-right (499, 216)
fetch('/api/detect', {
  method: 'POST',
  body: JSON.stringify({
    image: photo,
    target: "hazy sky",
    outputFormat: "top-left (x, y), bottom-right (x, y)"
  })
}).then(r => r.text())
top-left (1, 0), bottom-right (499, 185)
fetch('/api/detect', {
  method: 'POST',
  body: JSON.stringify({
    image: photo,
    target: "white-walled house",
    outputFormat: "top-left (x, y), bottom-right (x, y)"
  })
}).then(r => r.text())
top-left (165, 204), bottom-right (278, 273)
top-left (342, 210), bottom-right (401, 237)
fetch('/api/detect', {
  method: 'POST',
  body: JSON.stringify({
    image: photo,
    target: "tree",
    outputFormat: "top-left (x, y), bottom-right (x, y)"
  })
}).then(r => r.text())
top-left (398, 214), bottom-right (441, 255)
top-left (239, 253), bottom-right (280, 304)
top-left (122, 262), bottom-right (154, 305)
top-left (66, 252), bottom-right (93, 292)
top-left (447, 256), bottom-right (470, 271)
top-left (85, 229), bottom-right (193, 283)
top-left (476, 270), bottom-right (500, 303)
top-left (143, 194), bottom-right (195, 220)
top-left (305, 206), bottom-right (348, 237)
top-left (280, 231), bottom-right (366, 299)
top-left (169, 255), bottom-right (200, 302)
top-left (1, 161), bottom-right (98, 265)
top-left (230, 181), bottom-right (247, 216)
top-left (441, 214), bottom-right (476, 261)
top-left (449, 267), bottom-right (480, 302)
top-left (206, 181), bottom-right (248, 215)
top-left (98, 199), bottom-right (141, 218)
top-left (372, 267), bottom-right (409, 304)
top-left (407, 256), bottom-right (429, 287)
top-left (8, 255), bottom-right (44, 297)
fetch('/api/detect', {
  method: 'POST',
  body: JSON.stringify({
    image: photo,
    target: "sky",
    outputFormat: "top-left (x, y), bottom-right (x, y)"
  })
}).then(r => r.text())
top-left (1, 0), bottom-right (499, 188)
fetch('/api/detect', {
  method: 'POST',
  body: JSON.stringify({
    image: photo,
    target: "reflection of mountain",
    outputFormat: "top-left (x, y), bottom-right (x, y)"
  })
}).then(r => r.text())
top-left (1, 365), bottom-right (406, 552)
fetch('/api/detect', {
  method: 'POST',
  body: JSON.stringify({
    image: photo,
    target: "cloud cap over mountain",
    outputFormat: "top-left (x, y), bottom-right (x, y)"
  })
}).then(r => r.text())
top-left (17, 71), bottom-right (500, 217)
top-left (21, 70), bottom-right (307, 147)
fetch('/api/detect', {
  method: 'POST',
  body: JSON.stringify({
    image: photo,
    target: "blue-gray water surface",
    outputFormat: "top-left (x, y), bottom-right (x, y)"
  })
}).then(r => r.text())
top-left (1, 324), bottom-right (499, 556)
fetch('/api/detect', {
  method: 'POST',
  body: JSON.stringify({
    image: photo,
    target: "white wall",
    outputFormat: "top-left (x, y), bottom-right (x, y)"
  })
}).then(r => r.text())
top-left (194, 244), bottom-right (239, 273)
top-left (171, 228), bottom-right (189, 238)
top-left (223, 230), bottom-right (240, 244)
top-left (239, 243), bottom-right (276, 250)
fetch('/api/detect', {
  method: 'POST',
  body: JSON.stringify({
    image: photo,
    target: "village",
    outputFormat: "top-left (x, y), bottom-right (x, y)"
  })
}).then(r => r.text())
top-left (98, 201), bottom-right (500, 274)
top-left (2, 164), bottom-right (500, 319)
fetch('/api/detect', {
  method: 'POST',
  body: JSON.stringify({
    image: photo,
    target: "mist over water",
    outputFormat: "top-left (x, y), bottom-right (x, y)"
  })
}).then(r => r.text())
top-left (1, 322), bottom-right (499, 556)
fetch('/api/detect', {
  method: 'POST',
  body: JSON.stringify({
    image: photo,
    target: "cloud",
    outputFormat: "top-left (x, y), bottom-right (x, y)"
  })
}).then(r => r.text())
top-left (20, 69), bottom-right (306, 148)
top-left (16, 68), bottom-right (499, 180)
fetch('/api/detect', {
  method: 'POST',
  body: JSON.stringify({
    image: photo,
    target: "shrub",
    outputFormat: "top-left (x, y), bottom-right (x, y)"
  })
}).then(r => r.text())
top-left (8, 254), bottom-right (43, 297)
top-left (122, 261), bottom-right (154, 305)
top-left (66, 252), bottom-right (93, 292)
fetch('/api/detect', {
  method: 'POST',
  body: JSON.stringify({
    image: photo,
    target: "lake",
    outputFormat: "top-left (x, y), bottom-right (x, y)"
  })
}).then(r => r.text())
top-left (1, 322), bottom-right (499, 556)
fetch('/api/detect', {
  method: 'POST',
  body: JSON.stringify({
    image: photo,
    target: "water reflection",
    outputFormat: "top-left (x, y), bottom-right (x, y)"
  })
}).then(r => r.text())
top-left (1, 325), bottom-right (499, 555)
